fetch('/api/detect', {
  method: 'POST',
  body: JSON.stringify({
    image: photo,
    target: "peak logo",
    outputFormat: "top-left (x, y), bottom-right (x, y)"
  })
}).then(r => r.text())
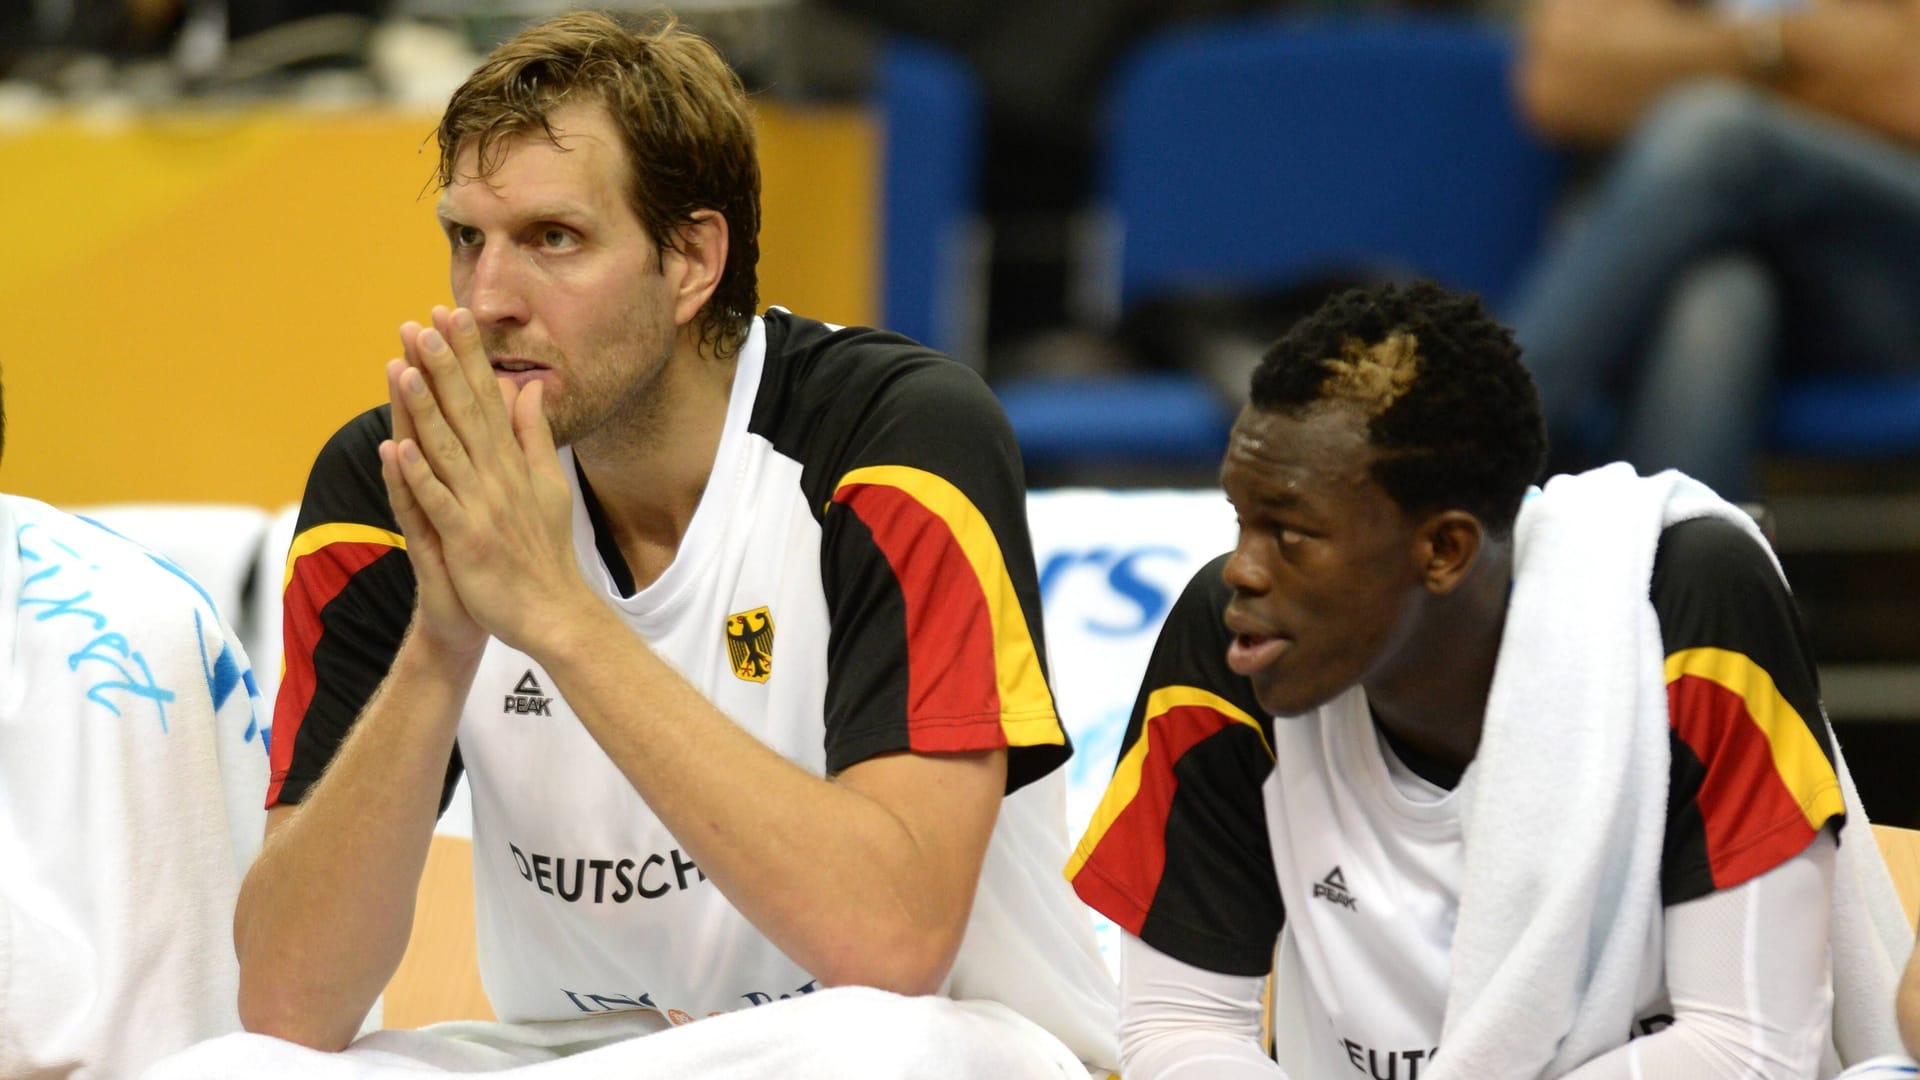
top-left (1313, 866), bottom-right (1357, 910)
top-left (504, 670), bottom-right (553, 716)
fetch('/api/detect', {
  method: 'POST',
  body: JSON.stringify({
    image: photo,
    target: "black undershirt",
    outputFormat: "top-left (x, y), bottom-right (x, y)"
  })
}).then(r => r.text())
top-left (575, 458), bottom-right (638, 598)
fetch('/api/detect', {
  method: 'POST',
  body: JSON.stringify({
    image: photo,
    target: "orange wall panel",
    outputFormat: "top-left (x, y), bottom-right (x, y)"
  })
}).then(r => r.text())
top-left (0, 103), bottom-right (874, 508)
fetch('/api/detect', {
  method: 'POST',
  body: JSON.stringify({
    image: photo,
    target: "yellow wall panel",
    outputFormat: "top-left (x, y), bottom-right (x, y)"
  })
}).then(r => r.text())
top-left (0, 103), bottom-right (875, 508)
top-left (755, 99), bottom-right (877, 330)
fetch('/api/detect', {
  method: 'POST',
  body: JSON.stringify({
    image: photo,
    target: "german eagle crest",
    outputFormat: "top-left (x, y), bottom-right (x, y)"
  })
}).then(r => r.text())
top-left (725, 606), bottom-right (774, 683)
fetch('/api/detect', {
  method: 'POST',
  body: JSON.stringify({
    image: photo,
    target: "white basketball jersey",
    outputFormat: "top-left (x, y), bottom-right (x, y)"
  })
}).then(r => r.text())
top-left (444, 315), bottom-right (1119, 1063)
top-left (461, 424), bottom-right (832, 1023)
top-left (276, 312), bottom-right (1116, 1066)
top-left (1266, 691), bottom-right (1671, 1079)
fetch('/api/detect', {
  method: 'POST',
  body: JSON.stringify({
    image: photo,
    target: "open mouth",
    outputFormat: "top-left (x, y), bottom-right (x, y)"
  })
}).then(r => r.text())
top-left (1226, 632), bottom-right (1290, 676)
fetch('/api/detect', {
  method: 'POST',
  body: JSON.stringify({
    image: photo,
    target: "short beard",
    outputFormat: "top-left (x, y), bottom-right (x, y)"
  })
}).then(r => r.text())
top-left (551, 334), bottom-right (676, 458)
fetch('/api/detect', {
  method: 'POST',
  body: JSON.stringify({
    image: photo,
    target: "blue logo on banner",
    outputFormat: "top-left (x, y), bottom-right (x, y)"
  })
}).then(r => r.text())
top-left (1038, 545), bottom-right (1184, 636)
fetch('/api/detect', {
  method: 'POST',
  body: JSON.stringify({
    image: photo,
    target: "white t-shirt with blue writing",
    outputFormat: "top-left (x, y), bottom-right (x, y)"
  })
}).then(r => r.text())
top-left (0, 494), bottom-right (267, 1077)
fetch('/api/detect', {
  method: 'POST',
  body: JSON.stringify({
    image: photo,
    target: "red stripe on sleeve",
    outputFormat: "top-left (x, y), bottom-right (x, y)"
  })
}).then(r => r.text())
top-left (1669, 674), bottom-right (1822, 890)
top-left (1071, 704), bottom-right (1247, 934)
top-left (835, 483), bottom-right (1008, 752)
top-left (265, 541), bottom-right (396, 807)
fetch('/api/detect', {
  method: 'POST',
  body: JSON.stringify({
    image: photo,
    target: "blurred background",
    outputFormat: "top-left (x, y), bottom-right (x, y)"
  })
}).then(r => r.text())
top-left (3, 0), bottom-right (1918, 823)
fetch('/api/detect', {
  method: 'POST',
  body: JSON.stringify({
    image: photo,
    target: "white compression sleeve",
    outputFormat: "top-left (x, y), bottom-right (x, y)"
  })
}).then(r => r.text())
top-left (1118, 931), bottom-right (1288, 1080)
top-left (1563, 829), bottom-right (1837, 1079)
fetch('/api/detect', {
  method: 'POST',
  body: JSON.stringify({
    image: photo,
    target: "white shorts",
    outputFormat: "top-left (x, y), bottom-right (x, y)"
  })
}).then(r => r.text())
top-left (141, 986), bottom-right (1101, 1079)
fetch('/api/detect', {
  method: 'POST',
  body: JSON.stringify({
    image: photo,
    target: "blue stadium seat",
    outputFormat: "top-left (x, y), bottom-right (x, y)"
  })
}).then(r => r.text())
top-left (1101, 15), bottom-right (1564, 314)
top-left (1768, 375), bottom-right (1920, 458)
top-left (995, 373), bottom-right (1236, 468)
top-left (875, 23), bottom-right (1917, 476)
top-left (878, 38), bottom-right (985, 365)
top-left (877, 38), bottom-right (1232, 474)
top-left (1003, 15), bottom-right (1566, 478)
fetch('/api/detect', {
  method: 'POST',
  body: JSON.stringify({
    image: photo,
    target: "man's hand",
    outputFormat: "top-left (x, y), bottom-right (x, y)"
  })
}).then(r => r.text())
top-left (384, 306), bottom-right (593, 656)
top-left (381, 314), bottom-right (488, 660)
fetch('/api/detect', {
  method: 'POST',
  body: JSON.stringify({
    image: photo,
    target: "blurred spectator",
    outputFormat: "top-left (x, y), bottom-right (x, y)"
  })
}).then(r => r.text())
top-left (3, 0), bottom-right (387, 89)
top-left (1509, 0), bottom-right (1920, 499)
top-left (4, 0), bottom-right (184, 59)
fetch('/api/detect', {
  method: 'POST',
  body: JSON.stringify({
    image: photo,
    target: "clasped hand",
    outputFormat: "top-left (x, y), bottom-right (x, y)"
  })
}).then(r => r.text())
top-left (379, 306), bottom-right (588, 658)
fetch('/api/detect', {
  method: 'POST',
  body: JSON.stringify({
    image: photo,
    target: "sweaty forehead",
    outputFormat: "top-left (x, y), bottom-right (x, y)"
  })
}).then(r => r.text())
top-left (1222, 402), bottom-right (1379, 501)
top-left (439, 132), bottom-right (633, 233)
top-left (445, 104), bottom-right (628, 203)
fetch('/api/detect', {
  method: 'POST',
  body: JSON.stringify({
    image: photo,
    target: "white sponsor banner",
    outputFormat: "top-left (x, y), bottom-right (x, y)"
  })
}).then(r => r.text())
top-left (1027, 488), bottom-right (1238, 967)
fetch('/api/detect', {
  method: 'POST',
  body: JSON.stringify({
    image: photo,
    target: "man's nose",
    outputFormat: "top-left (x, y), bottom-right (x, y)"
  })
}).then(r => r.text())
top-left (1221, 538), bottom-right (1271, 595)
top-left (465, 244), bottom-right (529, 327)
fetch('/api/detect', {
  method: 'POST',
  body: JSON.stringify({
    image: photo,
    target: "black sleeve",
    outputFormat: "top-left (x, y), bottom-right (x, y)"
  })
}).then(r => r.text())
top-left (1068, 554), bottom-right (1285, 977)
top-left (266, 405), bottom-right (463, 813)
top-left (751, 313), bottom-right (1067, 793)
top-left (1654, 516), bottom-right (1843, 905)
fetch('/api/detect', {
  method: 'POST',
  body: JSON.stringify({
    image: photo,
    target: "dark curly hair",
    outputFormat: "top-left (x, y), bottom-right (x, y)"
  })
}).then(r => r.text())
top-left (436, 10), bottom-right (760, 357)
top-left (1249, 281), bottom-right (1547, 537)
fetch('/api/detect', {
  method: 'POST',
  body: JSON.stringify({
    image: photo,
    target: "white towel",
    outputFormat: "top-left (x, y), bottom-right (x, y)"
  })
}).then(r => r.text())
top-left (69, 501), bottom-right (277, 872)
top-left (1828, 740), bottom-right (1913, 1066)
top-left (1430, 464), bottom-right (1909, 1078)
top-left (141, 986), bottom-right (1101, 1078)
top-left (0, 494), bottom-right (269, 1077)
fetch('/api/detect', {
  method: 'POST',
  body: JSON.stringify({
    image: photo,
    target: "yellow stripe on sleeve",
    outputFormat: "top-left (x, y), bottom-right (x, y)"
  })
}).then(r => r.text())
top-left (1665, 646), bottom-right (1844, 829)
top-left (1065, 685), bottom-right (1269, 880)
top-left (835, 464), bottom-right (1060, 746)
top-left (282, 522), bottom-right (406, 590)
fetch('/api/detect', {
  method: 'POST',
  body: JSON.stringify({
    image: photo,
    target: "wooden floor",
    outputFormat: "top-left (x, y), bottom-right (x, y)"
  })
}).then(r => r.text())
top-left (385, 834), bottom-right (493, 1028)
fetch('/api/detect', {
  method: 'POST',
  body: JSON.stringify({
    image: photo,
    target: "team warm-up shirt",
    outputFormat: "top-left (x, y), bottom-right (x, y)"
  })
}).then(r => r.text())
top-left (266, 311), bottom-right (1116, 1063)
top-left (1067, 516), bottom-right (1845, 1078)
top-left (1, 494), bottom-right (266, 1076)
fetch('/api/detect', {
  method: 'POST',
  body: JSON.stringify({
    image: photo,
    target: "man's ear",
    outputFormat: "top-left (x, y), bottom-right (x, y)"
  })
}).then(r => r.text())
top-left (664, 209), bottom-right (728, 330)
top-left (1413, 510), bottom-right (1484, 595)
